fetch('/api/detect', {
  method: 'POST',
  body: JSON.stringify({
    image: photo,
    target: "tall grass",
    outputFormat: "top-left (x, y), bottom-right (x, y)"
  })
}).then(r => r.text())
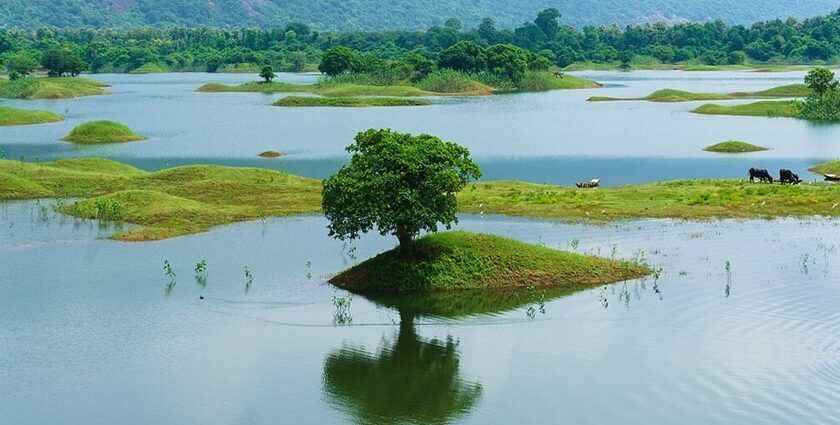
top-left (415, 69), bottom-right (492, 94)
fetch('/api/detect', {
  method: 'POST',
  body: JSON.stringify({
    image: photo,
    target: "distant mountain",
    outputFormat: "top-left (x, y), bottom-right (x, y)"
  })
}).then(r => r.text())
top-left (1, 0), bottom-right (838, 30)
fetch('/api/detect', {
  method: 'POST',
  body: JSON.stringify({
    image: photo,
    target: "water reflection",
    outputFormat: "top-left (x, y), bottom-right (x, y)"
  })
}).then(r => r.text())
top-left (323, 312), bottom-right (482, 425)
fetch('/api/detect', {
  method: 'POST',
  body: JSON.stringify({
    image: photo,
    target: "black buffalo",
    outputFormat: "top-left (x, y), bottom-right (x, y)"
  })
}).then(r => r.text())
top-left (779, 169), bottom-right (802, 185)
top-left (749, 168), bottom-right (773, 183)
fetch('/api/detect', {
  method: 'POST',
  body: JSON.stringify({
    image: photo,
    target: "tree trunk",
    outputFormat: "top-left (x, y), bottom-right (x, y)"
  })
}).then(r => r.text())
top-left (397, 231), bottom-right (413, 257)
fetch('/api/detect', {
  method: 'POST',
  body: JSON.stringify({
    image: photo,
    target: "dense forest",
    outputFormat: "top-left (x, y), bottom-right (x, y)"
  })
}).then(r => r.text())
top-left (2, 8), bottom-right (840, 75)
top-left (0, 0), bottom-right (838, 30)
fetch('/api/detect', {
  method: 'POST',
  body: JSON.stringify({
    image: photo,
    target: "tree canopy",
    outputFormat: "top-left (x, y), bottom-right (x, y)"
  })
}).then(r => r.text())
top-left (322, 129), bottom-right (481, 253)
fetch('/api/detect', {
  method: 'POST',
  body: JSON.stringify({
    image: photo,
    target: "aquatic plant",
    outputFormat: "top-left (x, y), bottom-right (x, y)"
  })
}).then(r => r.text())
top-left (244, 266), bottom-right (253, 292)
top-left (332, 295), bottom-right (353, 324)
top-left (306, 261), bottom-right (312, 279)
top-left (724, 260), bottom-right (732, 297)
top-left (194, 259), bottom-right (208, 287)
top-left (164, 260), bottom-right (176, 281)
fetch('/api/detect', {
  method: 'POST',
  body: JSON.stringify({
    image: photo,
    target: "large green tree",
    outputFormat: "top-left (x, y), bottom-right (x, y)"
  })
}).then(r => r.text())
top-left (805, 67), bottom-right (838, 96)
top-left (40, 46), bottom-right (85, 76)
top-left (322, 129), bottom-right (481, 254)
top-left (438, 41), bottom-right (485, 73)
top-left (484, 44), bottom-right (529, 84)
top-left (319, 46), bottom-right (357, 76)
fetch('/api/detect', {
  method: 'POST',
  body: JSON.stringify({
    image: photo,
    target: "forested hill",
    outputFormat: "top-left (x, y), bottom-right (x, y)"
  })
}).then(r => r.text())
top-left (1, 0), bottom-right (839, 30)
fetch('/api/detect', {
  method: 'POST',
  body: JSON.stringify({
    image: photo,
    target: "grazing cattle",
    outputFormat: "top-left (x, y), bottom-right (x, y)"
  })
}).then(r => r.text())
top-left (749, 168), bottom-right (773, 183)
top-left (779, 169), bottom-right (802, 185)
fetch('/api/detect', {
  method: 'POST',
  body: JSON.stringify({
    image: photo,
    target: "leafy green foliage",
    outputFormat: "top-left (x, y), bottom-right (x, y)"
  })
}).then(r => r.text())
top-left (322, 129), bottom-right (481, 252)
top-left (259, 65), bottom-right (275, 82)
top-left (40, 47), bottom-right (86, 77)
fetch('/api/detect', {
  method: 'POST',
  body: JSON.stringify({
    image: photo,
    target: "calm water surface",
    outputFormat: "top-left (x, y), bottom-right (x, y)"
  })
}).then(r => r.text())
top-left (1, 70), bottom-right (838, 184)
top-left (2, 71), bottom-right (840, 424)
top-left (2, 201), bottom-right (840, 424)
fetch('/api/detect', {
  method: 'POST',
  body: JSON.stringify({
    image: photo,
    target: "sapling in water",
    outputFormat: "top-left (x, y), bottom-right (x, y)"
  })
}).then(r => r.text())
top-left (194, 259), bottom-right (208, 287)
top-left (332, 295), bottom-right (353, 324)
top-left (724, 260), bottom-right (732, 298)
top-left (244, 266), bottom-right (253, 292)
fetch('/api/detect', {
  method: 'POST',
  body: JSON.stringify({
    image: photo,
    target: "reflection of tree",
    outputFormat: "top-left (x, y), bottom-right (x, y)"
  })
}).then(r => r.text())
top-left (323, 312), bottom-right (482, 425)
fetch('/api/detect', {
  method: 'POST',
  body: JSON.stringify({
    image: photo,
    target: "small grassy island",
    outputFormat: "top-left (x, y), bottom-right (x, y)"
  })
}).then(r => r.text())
top-left (61, 121), bottom-right (146, 144)
top-left (588, 84), bottom-right (811, 102)
top-left (0, 106), bottom-right (63, 126)
top-left (258, 150), bottom-right (283, 158)
top-left (0, 77), bottom-right (109, 99)
top-left (330, 231), bottom-right (650, 292)
top-left (703, 141), bottom-right (769, 153)
top-left (273, 96), bottom-right (431, 107)
top-left (691, 101), bottom-right (800, 118)
top-left (198, 71), bottom-right (600, 97)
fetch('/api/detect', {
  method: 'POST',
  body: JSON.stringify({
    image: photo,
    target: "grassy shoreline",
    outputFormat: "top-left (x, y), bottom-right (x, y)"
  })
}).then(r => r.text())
top-left (4, 158), bottom-right (840, 241)
top-left (0, 76), bottom-right (110, 99)
top-left (0, 106), bottom-right (63, 126)
top-left (330, 231), bottom-right (650, 292)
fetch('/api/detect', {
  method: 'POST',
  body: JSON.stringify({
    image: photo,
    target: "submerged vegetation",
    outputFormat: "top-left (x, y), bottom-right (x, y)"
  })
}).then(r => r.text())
top-left (330, 231), bottom-right (650, 292)
top-left (0, 106), bottom-right (63, 126)
top-left (273, 96), bottom-right (430, 107)
top-left (61, 121), bottom-right (146, 144)
top-left (703, 141), bottom-right (769, 153)
top-left (0, 76), bottom-right (109, 99)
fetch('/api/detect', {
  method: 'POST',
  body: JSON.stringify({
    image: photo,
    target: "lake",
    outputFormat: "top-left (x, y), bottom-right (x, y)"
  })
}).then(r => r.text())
top-left (2, 200), bottom-right (840, 424)
top-left (1, 70), bottom-right (837, 185)
top-left (2, 70), bottom-right (840, 424)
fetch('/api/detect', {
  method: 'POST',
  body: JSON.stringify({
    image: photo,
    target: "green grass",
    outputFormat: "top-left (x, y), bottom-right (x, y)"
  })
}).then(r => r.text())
top-left (198, 71), bottom-right (601, 97)
top-left (516, 71), bottom-right (602, 92)
top-left (330, 231), bottom-right (650, 292)
top-left (273, 95), bottom-right (431, 107)
top-left (258, 150), bottom-right (282, 158)
top-left (703, 141), bottom-right (769, 153)
top-left (6, 158), bottom-right (840, 242)
top-left (61, 120), bottom-right (146, 144)
top-left (691, 101), bottom-right (801, 118)
top-left (196, 81), bottom-right (435, 97)
top-left (458, 179), bottom-right (840, 221)
top-left (0, 158), bottom-right (322, 241)
top-left (0, 76), bottom-right (109, 99)
top-left (0, 106), bottom-right (63, 126)
top-left (809, 160), bottom-right (840, 175)
top-left (130, 63), bottom-right (168, 74)
top-left (414, 70), bottom-right (494, 94)
top-left (589, 84), bottom-right (811, 103)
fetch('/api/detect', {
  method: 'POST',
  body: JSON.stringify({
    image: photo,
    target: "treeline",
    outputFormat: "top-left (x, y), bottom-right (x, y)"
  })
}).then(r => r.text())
top-left (2, 8), bottom-right (840, 75)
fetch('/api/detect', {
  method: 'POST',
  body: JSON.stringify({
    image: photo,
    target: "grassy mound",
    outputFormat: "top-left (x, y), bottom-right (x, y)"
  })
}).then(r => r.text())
top-left (258, 150), bottom-right (283, 158)
top-left (130, 63), bottom-right (168, 74)
top-left (703, 141), bottom-right (769, 153)
top-left (809, 160), bottom-right (840, 175)
top-left (273, 96), bottom-right (430, 107)
top-left (0, 76), bottom-right (109, 99)
top-left (330, 231), bottom-right (650, 292)
top-left (691, 101), bottom-right (800, 118)
top-left (61, 121), bottom-right (146, 144)
top-left (517, 71), bottom-right (602, 91)
top-left (0, 106), bottom-right (63, 126)
top-left (589, 84), bottom-right (812, 103)
top-left (0, 158), bottom-right (321, 240)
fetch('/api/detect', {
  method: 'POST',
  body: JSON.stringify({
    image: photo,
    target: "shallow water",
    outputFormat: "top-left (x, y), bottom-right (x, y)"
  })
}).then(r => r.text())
top-left (2, 200), bottom-right (840, 424)
top-left (0, 70), bottom-right (836, 185)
